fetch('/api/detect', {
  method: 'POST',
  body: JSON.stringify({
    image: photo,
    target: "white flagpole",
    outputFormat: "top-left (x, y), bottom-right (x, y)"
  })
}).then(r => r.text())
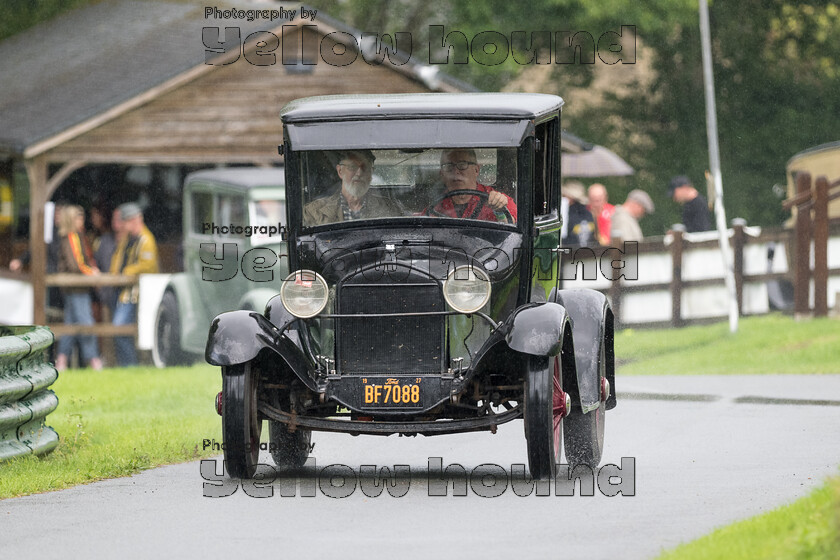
top-left (699, 0), bottom-right (739, 333)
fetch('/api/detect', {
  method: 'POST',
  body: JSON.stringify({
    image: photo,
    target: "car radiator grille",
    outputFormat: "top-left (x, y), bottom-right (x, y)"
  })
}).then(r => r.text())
top-left (337, 283), bottom-right (445, 374)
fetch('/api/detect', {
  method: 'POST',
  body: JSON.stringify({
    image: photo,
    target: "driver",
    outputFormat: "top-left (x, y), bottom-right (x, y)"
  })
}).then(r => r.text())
top-left (304, 150), bottom-right (402, 225)
top-left (432, 149), bottom-right (517, 222)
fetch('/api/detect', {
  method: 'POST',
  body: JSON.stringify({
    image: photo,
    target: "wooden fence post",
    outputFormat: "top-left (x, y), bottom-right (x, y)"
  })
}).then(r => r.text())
top-left (671, 226), bottom-right (685, 327)
top-left (609, 237), bottom-right (623, 327)
top-left (793, 172), bottom-right (812, 317)
top-left (813, 176), bottom-right (829, 317)
top-left (732, 218), bottom-right (747, 314)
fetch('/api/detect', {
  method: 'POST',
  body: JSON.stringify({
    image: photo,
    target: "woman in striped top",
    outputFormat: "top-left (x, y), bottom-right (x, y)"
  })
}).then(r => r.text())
top-left (56, 205), bottom-right (103, 371)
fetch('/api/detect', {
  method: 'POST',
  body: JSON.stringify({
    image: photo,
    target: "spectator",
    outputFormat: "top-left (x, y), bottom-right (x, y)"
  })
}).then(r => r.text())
top-left (92, 206), bottom-right (124, 315)
top-left (90, 206), bottom-right (117, 279)
top-left (562, 181), bottom-right (596, 246)
top-left (610, 189), bottom-right (655, 242)
top-left (304, 150), bottom-right (402, 225)
top-left (55, 205), bottom-right (102, 371)
top-left (587, 183), bottom-right (615, 245)
top-left (110, 203), bottom-right (159, 366)
top-left (668, 175), bottom-right (712, 232)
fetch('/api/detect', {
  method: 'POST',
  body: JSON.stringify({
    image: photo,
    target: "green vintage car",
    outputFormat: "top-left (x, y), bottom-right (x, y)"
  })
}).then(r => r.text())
top-left (152, 167), bottom-right (287, 367)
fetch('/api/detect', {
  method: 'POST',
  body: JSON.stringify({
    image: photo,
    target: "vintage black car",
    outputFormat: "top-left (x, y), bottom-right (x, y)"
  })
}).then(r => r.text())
top-left (205, 93), bottom-right (616, 480)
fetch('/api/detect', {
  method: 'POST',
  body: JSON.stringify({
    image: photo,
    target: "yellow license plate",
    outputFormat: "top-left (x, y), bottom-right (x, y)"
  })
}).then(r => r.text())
top-left (362, 378), bottom-right (422, 406)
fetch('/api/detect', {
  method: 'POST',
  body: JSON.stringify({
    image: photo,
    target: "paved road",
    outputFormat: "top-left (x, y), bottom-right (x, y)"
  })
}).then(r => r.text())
top-left (2, 374), bottom-right (840, 559)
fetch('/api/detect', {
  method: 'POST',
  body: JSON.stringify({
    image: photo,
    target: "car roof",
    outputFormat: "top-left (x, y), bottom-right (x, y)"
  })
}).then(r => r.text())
top-left (787, 140), bottom-right (840, 167)
top-left (185, 167), bottom-right (285, 190)
top-left (280, 93), bottom-right (564, 123)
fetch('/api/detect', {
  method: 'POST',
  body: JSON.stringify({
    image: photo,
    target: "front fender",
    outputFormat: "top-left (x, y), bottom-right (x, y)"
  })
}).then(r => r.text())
top-left (263, 294), bottom-right (296, 331)
top-left (503, 302), bottom-right (570, 357)
top-left (204, 310), bottom-right (318, 392)
top-left (550, 288), bottom-right (615, 411)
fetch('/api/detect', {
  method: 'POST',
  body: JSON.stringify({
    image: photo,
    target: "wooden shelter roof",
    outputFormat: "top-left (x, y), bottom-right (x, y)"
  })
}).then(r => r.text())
top-left (0, 0), bottom-right (473, 161)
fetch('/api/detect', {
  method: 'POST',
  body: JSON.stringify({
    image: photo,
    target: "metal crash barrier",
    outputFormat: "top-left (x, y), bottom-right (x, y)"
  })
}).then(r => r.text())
top-left (0, 326), bottom-right (59, 462)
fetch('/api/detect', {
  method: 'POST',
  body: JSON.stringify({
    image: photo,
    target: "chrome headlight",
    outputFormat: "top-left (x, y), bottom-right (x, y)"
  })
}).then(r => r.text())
top-left (443, 266), bottom-right (491, 314)
top-left (280, 270), bottom-right (328, 318)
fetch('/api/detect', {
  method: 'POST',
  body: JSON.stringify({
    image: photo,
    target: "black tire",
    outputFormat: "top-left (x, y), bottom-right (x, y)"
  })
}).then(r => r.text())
top-left (222, 362), bottom-right (262, 478)
top-left (564, 337), bottom-right (606, 468)
top-left (152, 292), bottom-right (193, 368)
top-left (268, 421), bottom-right (311, 469)
top-left (524, 355), bottom-right (564, 480)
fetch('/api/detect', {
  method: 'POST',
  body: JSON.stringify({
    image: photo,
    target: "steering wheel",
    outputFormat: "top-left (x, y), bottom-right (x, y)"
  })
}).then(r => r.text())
top-left (423, 189), bottom-right (513, 223)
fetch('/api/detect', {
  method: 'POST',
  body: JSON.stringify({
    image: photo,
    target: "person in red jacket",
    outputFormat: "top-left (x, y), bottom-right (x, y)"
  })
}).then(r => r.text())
top-left (432, 149), bottom-right (517, 223)
top-left (56, 205), bottom-right (102, 371)
top-left (587, 183), bottom-right (615, 246)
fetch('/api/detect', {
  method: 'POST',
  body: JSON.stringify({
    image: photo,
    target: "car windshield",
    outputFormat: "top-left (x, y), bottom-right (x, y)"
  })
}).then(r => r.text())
top-left (298, 148), bottom-right (518, 228)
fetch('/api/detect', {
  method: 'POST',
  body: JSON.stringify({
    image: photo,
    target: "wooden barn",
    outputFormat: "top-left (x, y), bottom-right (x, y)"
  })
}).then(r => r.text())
top-left (0, 1), bottom-right (473, 325)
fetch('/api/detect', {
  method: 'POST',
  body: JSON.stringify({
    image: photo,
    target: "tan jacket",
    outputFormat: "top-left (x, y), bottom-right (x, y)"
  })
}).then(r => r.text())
top-left (609, 205), bottom-right (643, 242)
top-left (303, 192), bottom-right (402, 226)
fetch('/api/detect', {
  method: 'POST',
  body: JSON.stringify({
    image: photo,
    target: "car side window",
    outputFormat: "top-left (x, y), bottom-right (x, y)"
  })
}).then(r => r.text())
top-left (533, 117), bottom-right (560, 217)
top-left (217, 194), bottom-right (246, 236)
top-left (192, 191), bottom-right (213, 234)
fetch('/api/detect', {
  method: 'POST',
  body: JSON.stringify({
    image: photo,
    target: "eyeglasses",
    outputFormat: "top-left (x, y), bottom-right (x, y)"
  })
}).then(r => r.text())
top-left (441, 161), bottom-right (477, 172)
top-left (339, 162), bottom-right (371, 174)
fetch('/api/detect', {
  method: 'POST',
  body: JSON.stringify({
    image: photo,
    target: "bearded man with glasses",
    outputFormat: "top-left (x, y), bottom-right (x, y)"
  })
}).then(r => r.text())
top-left (304, 150), bottom-right (403, 225)
top-left (433, 149), bottom-right (518, 222)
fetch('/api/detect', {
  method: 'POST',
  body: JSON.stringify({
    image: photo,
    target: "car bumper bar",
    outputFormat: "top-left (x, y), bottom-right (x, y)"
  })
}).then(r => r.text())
top-left (259, 402), bottom-right (522, 436)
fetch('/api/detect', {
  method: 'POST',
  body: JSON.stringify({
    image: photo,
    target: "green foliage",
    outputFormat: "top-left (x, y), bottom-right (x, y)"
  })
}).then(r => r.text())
top-left (327, 0), bottom-right (840, 231)
top-left (0, 0), bottom-right (97, 41)
top-left (576, 1), bottom-right (840, 231)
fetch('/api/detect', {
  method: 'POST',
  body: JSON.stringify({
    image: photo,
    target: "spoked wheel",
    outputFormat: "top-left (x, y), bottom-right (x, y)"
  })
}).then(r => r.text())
top-left (524, 355), bottom-right (569, 480)
top-left (269, 421), bottom-right (312, 470)
top-left (222, 361), bottom-right (262, 478)
top-left (564, 337), bottom-right (607, 468)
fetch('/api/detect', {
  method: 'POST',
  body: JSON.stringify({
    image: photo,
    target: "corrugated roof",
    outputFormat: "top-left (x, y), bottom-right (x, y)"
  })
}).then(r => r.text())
top-left (0, 1), bottom-right (225, 152)
top-left (0, 1), bottom-right (594, 160)
top-left (0, 0), bottom-right (475, 156)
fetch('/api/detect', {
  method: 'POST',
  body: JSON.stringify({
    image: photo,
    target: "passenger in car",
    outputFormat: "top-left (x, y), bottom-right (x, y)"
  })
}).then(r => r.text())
top-left (433, 149), bottom-right (518, 222)
top-left (304, 150), bottom-right (403, 225)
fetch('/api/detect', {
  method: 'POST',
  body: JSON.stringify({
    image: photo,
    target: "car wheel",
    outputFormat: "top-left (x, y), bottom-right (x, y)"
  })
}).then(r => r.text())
top-left (152, 292), bottom-right (193, 368)
top-left (222, 361), bottom-right (262, 478)
top-left (524, 355), bottom-right (566, 480)
top-left (268, 421), bottom-right (311, 469)
top-left (563, 337), bottom-right (606, 468)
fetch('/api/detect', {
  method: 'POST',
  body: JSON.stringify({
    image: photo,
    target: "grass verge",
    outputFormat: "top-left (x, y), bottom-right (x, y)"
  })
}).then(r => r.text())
top-left (0, 364), bottom-right (221, 499)
top-left (615, 314), bottom-right (840, 375)
top-left (658, 476), bottom-right (840, 560)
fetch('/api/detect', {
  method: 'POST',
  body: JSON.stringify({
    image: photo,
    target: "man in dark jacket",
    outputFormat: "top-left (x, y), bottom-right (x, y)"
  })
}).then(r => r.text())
top-left (562, 180), bottom-right (596, 246)
top-left (668, 175), bottom-right (712, 232)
